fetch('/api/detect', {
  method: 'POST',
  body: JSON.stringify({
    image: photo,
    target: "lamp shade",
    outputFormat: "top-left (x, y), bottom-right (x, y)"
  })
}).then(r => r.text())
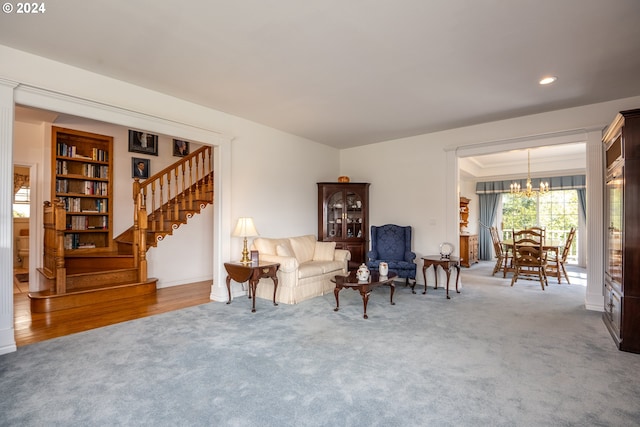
top-left (232, 217), bottom-right (259, 237)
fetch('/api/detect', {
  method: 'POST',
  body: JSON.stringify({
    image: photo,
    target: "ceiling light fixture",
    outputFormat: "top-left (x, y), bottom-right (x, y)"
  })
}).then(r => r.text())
top-left (539, 76), bottom-right (557, 85)
top-left (510, 150), bottom-right (550, 198)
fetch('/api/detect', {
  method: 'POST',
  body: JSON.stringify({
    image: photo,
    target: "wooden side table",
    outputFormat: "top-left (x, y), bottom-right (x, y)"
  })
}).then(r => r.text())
top-left (421, 255), bottom-right (461, 299)
top-left (224, 261), bottom-right (280, 312)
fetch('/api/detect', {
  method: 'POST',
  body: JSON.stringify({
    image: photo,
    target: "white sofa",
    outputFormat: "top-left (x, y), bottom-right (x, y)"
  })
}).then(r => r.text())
top-left (250, 234), bottom-right (350, 304)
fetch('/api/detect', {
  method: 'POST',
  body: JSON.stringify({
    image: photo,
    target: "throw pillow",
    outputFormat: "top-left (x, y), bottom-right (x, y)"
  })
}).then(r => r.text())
top-left (276, 244), bottom-right (293, 257)
top-left (252, 238), bottom-right (275, 255)
top-left (313, 241), bottom-right (336, 261)
top-left (289, 235), bottom-right (317, 263)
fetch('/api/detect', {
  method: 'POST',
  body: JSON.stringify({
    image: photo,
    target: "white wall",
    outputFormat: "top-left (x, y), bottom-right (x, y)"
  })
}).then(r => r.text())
top-left (228, 120), bottom-right (339, 240)
top-left (340, 135), bottom-right (451, 261)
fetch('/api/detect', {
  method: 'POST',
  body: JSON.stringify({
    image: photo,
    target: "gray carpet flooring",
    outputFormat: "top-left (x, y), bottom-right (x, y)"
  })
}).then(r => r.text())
top-left (1, 261), bottom-right (639, 426)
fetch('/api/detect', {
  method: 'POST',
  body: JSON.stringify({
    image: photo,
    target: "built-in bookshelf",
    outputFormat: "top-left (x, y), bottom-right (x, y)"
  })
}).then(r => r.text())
top-left (51, 126), bottom-right (114, 252)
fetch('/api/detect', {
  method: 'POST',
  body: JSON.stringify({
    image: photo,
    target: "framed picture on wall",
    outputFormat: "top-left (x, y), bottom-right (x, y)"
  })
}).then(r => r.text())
top-left (173, 139), bottom-right (190, 157)
top-left (128, 130), bottom-right (158, 156)
top-left (132, 157), bottom-right (150, 179)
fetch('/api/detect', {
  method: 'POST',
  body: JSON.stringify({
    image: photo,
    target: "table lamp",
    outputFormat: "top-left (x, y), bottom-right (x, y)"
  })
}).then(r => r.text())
top-left (232, 217), bottom-right (259, 263)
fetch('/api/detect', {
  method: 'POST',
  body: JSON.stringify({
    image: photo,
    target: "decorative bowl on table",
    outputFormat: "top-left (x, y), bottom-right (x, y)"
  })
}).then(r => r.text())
top-left (439, 242), bottom-right (454, 259)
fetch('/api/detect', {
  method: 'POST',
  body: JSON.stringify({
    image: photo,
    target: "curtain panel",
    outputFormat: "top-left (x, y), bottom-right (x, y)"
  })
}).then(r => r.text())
top-left (478, 194), bottom-right (500, 260)
top-left (13, 173), bottom-right (29, 195)
top-left (476, 175), bottom-right (586, 194)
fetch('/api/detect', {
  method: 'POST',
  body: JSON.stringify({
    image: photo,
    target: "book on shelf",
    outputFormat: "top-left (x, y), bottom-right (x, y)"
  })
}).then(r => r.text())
top-left (56, 160), bottom-right (68, 175)
top-left (56, 179), bottom-right (69, 193)
top-left (82, 164), bottom-right (109, 178)
top-left (91, 147), bottom-right (108, 162)
top-left (57, 142), bottom-right (109, 162)
top-left (60, 197), bottom-right (82, 212)
top-left (57, 143), bottom-right (76, 157)
top-left (82, 181), bottom-right (108, 196)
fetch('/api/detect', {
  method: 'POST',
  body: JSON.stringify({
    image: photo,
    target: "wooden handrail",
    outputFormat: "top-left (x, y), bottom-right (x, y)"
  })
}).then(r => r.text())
top-left (132, 145), bottom-right (213, 278)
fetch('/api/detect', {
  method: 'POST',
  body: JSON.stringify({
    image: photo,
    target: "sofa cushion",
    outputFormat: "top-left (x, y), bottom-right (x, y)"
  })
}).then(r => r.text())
top-left (313, 241), bottom-right (336, 261)
top-left (289, 235), bottom-right (317, 263)
top-left (298, 261), bottom-right (326, 279)
top-left (321, 260), bottom-right (347, 274)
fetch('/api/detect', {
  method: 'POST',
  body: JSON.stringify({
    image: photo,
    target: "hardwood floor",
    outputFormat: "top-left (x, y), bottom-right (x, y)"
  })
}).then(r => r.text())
top-left (13, 272), bottom-right (213, 347)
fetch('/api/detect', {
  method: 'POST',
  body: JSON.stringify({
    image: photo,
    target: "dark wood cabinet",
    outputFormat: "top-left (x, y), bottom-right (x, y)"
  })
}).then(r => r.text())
top-left (317, 182), bottom-right (370, 269)
top-left (603, 108), bottom-right (640, 353)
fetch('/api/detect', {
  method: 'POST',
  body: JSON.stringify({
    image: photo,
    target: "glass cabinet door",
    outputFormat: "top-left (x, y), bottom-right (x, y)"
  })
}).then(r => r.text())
top-left (327, 191), bottom-right (344, 238)
top-left (606, 165), bottom-right (623, 286)
top-left (345, 191), bottom-right (364, 238)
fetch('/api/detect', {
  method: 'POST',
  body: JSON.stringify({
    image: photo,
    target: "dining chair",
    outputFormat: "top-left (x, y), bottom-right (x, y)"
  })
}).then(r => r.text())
top-left (545, 227), bottom-right (576, 284)
top-left (525, 226), bottom-right (546, 244)
top-left (510, 228), bottom-right (548, 290)
top-left (489, 227), bottom-right (509, 277)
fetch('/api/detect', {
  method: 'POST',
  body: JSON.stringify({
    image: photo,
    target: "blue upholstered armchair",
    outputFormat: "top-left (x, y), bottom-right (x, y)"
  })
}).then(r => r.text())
top-left (367, 224), bottom-right (417, 286)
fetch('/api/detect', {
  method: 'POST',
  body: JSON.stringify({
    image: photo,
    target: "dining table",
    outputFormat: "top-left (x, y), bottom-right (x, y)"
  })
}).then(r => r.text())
top-left (501, 239), bottom-right (562, 283)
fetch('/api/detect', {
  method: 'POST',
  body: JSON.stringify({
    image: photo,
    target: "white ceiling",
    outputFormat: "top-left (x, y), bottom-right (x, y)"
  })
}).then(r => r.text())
top-left (459, 143), bottom-right (586, 179)
top-left (1, 0), bottom-right (640, 151)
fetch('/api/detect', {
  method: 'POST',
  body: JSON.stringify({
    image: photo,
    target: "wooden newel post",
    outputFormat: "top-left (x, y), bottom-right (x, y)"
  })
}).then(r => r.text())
top-left (138, 203), bottom-right (148, 282)
top-left (132, 179), bottom-right (140, 268)
top-left (133, 178), bottom-right (148, 282)
top-left (53, 200), bottom-right (67, 294)
top-left (133, 179), bottom-right (148, 282)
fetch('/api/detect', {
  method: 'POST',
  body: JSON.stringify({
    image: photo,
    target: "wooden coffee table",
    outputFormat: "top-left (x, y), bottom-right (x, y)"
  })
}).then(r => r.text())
top-left (332, 271), bottom-right (397, 319)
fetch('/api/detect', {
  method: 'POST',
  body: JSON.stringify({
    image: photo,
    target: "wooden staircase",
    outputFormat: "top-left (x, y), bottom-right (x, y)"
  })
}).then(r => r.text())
top-left (31, 146), bottom-right (213, 313)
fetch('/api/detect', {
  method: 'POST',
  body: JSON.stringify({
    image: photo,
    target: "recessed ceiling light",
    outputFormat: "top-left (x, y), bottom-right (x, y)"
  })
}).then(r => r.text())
top-left (539, 76), bottom-right (557, 85)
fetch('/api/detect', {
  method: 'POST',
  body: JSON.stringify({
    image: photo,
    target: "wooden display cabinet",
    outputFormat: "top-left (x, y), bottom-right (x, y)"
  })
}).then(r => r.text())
top-left (459, 197), bottom-right (478, 267)
top-left (318, 182), bottom-right (370, 269)
top-left (603, 108), bottom-right (640, 353)
top-left (51, 126), bottom-right (114, 253)
top-left (459, 234), bottom-right (478, 268)
top-left (460, 197), bottom-right (470, 231)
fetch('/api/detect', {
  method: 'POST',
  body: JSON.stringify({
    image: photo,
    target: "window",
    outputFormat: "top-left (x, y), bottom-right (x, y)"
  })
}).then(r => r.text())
top-left (502, 189), bottom-right (579, 262)
top-left (13, 186), bottom-right (30, 218)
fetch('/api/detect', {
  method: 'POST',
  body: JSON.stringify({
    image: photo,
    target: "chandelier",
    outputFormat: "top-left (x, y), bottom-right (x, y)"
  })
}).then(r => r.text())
top-left (510, 150), bottom-right (550, 197)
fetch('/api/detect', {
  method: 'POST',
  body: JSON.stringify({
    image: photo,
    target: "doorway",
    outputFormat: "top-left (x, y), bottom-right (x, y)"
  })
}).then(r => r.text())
top-left (12, 164), bottom-right (33, 294)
